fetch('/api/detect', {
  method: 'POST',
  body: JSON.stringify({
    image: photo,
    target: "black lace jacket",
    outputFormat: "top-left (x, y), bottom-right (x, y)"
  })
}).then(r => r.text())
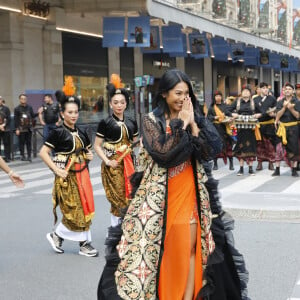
top-left (142, 107), bottom-right (210, 168)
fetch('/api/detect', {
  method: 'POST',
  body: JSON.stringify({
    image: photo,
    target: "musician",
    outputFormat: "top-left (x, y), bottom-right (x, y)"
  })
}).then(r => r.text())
top-left (39, 78), bottom-right (98, 257)
top-left (273, 82), bottom-right (300, 177)
top-left (254, 82), bottom-right (277, 171)
top-left (295, 83), bottom-right (300, 171)
top-left (227, 85), bottom-right (261, 176)
top-left (94, 74), bottom-right (139, 227)
top-left (207, 91), bottom-right (235, 170)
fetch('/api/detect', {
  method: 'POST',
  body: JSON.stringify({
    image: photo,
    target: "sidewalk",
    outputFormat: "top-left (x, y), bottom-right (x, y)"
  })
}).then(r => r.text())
top-left (212, 160), bottom-right (300, 221)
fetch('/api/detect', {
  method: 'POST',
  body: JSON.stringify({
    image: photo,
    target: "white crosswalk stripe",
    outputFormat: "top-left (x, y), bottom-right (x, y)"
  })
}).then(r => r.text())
top-left (1, 161), bottom-right (299, 201)
top-left (0, 164), bottom-right (105, 197)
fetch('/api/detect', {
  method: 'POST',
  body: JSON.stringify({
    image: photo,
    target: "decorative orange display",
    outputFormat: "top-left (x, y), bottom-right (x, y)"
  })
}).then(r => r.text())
top-left (110, 74), bottom-right (124, 89)
top-left (62, 76), bottom-right (76, 96)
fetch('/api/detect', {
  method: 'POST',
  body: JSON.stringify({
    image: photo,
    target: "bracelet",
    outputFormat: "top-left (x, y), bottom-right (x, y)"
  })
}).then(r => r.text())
top-left (105, 160), bottom-right (110, 166)
top-left (8, 170), bottom-right (14, 176)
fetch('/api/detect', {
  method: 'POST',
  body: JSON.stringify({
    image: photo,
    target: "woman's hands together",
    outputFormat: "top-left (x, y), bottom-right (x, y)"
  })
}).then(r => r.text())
top-left (178, 96), bottom-right (194, 129)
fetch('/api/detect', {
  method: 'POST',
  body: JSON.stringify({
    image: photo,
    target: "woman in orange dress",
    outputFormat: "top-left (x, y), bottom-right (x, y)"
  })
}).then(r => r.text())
top-left (99, 69), bottom-right (249, 300)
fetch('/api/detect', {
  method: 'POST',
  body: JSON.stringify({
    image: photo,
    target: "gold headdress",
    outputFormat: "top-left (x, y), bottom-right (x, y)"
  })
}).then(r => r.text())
top-left (62, 76), bottom-right (76, 96)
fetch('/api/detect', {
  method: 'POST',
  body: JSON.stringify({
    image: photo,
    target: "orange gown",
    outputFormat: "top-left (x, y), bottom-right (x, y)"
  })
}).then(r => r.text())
top-left (158, 160), bottom-right (203, 300)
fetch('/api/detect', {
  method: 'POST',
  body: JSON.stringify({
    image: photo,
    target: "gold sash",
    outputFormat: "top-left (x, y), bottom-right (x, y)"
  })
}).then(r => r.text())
top-left (276, 121), bottom-right (298, 145)
top-left (254, 123), bottom-right (261, 141)
top-left (214, 104), bottom-right (225, 122)
top-left (259, 119), bottom-right (275, 125)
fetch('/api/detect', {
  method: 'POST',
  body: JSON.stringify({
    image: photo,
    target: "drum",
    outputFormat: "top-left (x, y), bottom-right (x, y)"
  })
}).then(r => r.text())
top-left (234, 115), bottom-right (258, 129)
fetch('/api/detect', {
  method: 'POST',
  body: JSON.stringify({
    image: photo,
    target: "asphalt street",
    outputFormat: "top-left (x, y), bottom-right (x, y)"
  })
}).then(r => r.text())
top-left (1, 157), bottom-right (300, 300)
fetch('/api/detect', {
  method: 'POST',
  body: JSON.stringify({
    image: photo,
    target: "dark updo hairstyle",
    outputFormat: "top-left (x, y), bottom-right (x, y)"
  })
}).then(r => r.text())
top-left (152, 69), bottom-right (199, 116)
top-left (55, 76), bottom-right (80, 111)
top-left (106, 84), bottom-right (129, 107)
top-left (55, 90), bottom-right (80, 112)
top-left (106, 74), bottom-right (129, 107)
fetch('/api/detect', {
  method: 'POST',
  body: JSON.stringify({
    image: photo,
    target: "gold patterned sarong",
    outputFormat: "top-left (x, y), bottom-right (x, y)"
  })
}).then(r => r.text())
top-left (101, 125), bottom-right (131, 217)
top-left (52, 136), bottom-right (93, 232)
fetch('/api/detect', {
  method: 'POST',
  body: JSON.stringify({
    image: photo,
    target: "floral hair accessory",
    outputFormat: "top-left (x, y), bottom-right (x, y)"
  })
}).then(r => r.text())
top-left (62, 76), bottom-right (76, 96)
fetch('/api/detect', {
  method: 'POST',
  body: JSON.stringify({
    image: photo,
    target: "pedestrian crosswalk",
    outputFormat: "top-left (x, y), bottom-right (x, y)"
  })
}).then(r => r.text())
top-left (0, 161), bottom-right (106, 197)
top-left (0, 159), bottom-right (300, 200)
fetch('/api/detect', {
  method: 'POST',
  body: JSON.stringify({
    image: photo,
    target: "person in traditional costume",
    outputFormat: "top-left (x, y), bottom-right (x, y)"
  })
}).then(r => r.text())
top-left (39, 77), bottom-right (98, 257)
top-left (227, 85), bottom-right (261, 176)
top-left (254, 82), bottom-right (277, 171)
top-left (94, 74), bottom-right (139, 227)
top-left (294, 83), bottom-right (300, 171)
top-left (207, 90), bottom-right (235, 170)
top-left (0, 156), bottom-right (24, 187)
top-left (98, 69), bottom-right (250, 300)
top-left (273, 82), bottom-right (300, 177)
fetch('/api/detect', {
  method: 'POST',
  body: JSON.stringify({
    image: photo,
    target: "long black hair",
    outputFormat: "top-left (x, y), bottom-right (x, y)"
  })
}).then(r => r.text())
top-left (152, 69), bottom-right (199, 116)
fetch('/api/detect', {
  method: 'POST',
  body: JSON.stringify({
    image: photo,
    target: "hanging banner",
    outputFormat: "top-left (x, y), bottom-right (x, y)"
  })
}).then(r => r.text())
top-left (259, 50), bottom-right (271, 67)
top-left (189, 33), bottom-right (209, 58)
top-left (211, 37), bottom-right (230, 62)
top-left (102, 17), bottom-right (125, 47)
top-left (162, 25), bottom-right (183, 53)
top-left (258, 0), bottom-right (269, 28)
top-left (127, 16), bottom-right (150, 47)
top-left (269, 52), bottom-right (281, 70)
top-left (169, 33), bottom-right (187, 57)
top-left (277, 0), bottom-right (287, 41)
top-left (293, 0), bottom-right (300, 45)
top-left (238, 0), bottom-right (251, 27)
top-left (287, 57), bottom-right (298, 72)
top-left (142, 26), bottom-right (161, 53)
top-left (231, 42), bottom-right (245, 62)
top-left (280, 55), bottom-right (289, 70)
top-left (243, 47), bottom-right (259, 66)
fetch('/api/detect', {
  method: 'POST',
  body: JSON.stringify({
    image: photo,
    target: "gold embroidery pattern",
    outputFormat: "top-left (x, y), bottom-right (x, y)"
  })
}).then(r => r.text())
top-left (101, 125), bottom-right (131, 217)
top-left (52, 136), bottom-right (91, 231)
top-left (115, 148), bottom-right (215, 299)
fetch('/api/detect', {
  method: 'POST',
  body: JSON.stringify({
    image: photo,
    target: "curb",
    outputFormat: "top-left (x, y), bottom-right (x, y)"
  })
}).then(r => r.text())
top-left (225, 208), bottom-right (300, 222)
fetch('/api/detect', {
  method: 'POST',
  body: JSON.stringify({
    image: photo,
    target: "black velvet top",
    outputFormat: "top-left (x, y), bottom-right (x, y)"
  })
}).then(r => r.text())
top-left (276, 97), bottom-right (300, 123)
top-left (254, 95), bottom-right (277, 122)
top-left (45, 123), bottom-right (91, 154)
top-left (207, 103), bottom-right (229, 122)
top-left (96, 114), bottom-right (139, 143)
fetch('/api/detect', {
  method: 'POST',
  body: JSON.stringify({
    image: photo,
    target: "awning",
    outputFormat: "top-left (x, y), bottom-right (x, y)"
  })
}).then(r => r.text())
top-left (146, 0), bottom-right (300, 58)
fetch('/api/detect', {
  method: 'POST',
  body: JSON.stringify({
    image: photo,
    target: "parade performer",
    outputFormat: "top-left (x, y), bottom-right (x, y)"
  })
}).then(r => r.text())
top-left (228, 85), bottom-right (261, 176)
top-left (207, 90), bottom-right (235, 170)
top-left (40, 77), bottom-right (98, 257)
top-left (254, 82), bottom-right (277, 171)
top-left (98, 69), bottom-right (250, 300)
top-left (0, 156), bottom-right (24, 187)
top-left (273, 82), bottom-right (300, 177)
top-left (94, 74), bottom-right (139, 227)
top-left (294, 83), bottom-right (300, 171)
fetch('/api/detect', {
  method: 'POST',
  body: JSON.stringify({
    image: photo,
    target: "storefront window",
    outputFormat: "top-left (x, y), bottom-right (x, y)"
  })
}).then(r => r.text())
top-left (64, 75), bottom-right (108, 123)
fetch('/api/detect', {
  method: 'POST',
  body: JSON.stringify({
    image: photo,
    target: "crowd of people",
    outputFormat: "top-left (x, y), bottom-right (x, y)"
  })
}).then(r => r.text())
top-left (207, 81), bottom-right (300, 177)
top-left (2, 70), bottom-right (300, 300)
top-left (0, 93), bottom-right (61, 163)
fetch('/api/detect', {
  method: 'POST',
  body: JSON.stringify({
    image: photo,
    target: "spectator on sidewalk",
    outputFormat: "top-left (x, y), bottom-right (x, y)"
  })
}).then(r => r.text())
top-left (14, 94), bottom-right (37, 162)
top-left (0, 96), bottom-right (11, 162)
top-left (38, 94), bottom-right (61, 143)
